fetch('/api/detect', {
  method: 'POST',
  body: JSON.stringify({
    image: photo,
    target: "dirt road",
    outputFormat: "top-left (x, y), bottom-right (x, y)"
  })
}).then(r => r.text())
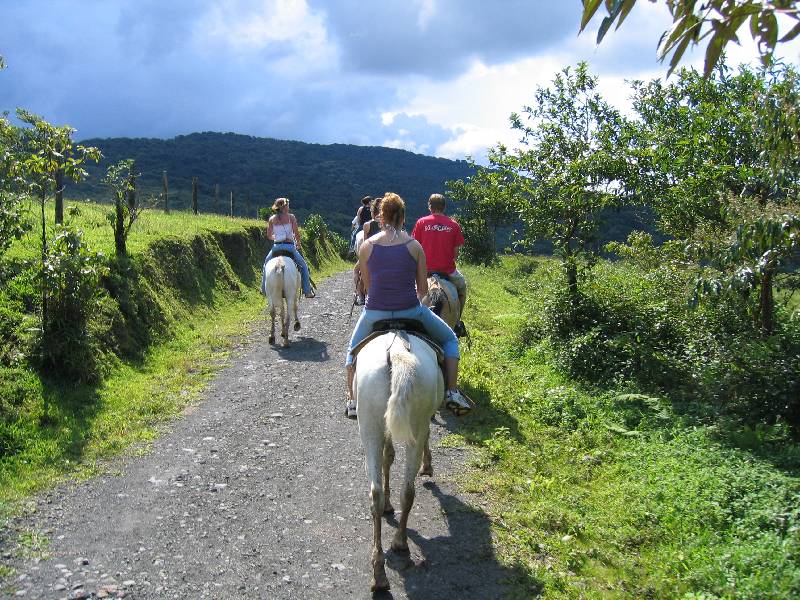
top-left (2, 272), bottom-right (513, 599)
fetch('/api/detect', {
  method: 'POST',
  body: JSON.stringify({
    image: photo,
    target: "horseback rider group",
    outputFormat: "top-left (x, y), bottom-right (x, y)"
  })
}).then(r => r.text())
top-left (262, 192), bottom-right (471, 419)
top-left (345, 192), bottom-right (470, 419)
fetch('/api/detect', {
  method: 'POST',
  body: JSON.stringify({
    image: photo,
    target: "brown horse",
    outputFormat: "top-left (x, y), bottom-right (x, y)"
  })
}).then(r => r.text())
top-left (422, 274), bottom-right (460, 330)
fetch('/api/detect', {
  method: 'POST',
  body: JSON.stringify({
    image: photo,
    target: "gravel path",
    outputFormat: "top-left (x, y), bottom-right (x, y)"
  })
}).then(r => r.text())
top-left (2, 272), bottom-right (512, 599)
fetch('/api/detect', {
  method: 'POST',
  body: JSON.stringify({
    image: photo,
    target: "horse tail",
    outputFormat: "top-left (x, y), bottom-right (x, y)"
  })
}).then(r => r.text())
top-left (385, 345), bottom-right (418, 445)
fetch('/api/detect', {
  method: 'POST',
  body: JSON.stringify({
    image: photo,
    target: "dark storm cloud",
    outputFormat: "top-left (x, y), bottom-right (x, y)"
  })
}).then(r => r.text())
top-left (310, 0), bottom-right (578, 78)
top-left (0, 0), bottom-right (686, 160)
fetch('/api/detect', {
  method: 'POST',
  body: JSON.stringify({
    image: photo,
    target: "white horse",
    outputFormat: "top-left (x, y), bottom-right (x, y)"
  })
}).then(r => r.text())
top-left (356, 331), bottom-right (443, 592)
top-left (263, 256), bottom-right (301, 347)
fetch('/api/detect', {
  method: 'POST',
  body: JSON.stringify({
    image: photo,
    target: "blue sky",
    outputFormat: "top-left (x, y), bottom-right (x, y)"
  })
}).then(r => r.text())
top-left (2, 1), bottom-right (798, 162)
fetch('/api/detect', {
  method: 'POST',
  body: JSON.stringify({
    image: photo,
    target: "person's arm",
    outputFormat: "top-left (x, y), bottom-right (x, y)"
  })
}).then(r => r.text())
top-left (290, 214), bottom-right (302, 249)
top-left (363, 221), bottom-right (371, 237)
top-left (266, 216), bottom-right (275, 241)
top-left (413, 241), bottom-right (428, 300)
top-left (357, 240), bottom-right (373, 291)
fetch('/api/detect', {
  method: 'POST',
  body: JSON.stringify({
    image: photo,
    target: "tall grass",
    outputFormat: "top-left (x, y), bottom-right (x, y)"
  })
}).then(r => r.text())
top-left (453, 256), bottom-right (800, 599)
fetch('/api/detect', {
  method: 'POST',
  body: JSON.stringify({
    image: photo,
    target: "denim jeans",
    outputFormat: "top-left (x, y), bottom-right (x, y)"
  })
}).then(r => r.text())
top-left (261, 243), bottom-right (312, 295)
top-left (345, 302), bottom-right (459, 366)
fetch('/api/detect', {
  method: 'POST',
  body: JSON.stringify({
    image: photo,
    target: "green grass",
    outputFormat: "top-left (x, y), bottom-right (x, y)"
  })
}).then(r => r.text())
top-left (454, 256), bottom-right (800, 599)
top-left (0, 198), bottom-right (348, 513)
top-left (7, 199), bottom-right (269, 260)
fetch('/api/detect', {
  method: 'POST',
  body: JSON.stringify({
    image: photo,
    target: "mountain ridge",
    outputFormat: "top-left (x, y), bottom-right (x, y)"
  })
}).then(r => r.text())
top-left (71, 131), bottom-right (475, 234)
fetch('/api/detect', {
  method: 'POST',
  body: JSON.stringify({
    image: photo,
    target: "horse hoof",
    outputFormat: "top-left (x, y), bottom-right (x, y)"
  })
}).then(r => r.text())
top-left (371, 579), bottom-right (390, 593)
top-left (383, 504), bottom-right (395, 516)
top-left (418, 466), bottom-right (433, 477)
top-left (293, 322), bottom-right (301, 331)
top-left (390, 541), bottom-right (410, 555)
top-left (268, 336), bottom-right (275, 344)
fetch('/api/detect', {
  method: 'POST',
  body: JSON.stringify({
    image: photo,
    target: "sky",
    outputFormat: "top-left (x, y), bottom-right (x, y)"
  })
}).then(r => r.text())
top-left (2, 0), bottom-right (799, 164)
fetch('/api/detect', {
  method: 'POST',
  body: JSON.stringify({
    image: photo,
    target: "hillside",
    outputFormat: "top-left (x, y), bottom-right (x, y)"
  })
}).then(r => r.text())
top-left (70, 132), bottom-right (475, 234)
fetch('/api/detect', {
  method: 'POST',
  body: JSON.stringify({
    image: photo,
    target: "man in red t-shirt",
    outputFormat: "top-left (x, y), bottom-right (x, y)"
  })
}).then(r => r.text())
top-left (412, 193), bottom-right (468, 336)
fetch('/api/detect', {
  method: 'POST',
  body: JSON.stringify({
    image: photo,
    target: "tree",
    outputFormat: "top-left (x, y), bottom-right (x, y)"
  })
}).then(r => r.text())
top-left (627, 62), bottom-right (800, 331)
top-left (494, 63), bottom-right (627, 299)
top-left (0, 115), bottom-right (29, 257)
top-left (447, 161), bottom-right (516, 264)
top-left (581, 0), bottom-right (800, 75)
top-left (103, 159), bottom-right (142, 256)
top-left (16, 110), bottom-right (100, 334)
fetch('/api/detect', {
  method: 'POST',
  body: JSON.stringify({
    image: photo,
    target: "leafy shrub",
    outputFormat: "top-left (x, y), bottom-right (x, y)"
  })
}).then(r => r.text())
top-left (40, 227), bottom-right (107, 382)
top-left (0, 367), bottom-right (42, 457)
top-left (529, 258), bottom-right (800, 433)
top-left (458, 216), bottom-right (498, 266)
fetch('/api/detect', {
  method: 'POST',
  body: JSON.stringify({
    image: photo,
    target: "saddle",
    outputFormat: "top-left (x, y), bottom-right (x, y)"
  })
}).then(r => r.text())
top-left (271, 248), bottom-right (297, 260)
top-left (350, 318), bottom-right (445, 366)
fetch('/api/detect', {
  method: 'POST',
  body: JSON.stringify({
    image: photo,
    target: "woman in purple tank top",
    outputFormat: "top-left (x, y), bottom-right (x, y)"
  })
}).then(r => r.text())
top-left (344, 193), bottom-right (471, 418)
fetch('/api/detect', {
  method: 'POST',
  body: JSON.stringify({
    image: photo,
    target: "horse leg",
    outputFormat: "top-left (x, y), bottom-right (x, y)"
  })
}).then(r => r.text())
top-left (382, 440), bottom-right (395, 515)
top-left (268, 302), bottom-right (276, 345)
top-left (418, 439), bottom-right (433, 477)
top-left (392, 437), bottom-right (426, 554)
top-left (292, 284), bottom-right (300, 332)
top-left (365, 441), bottom-right (390, 591)
top-left (281, 297), bottom-right (289, 347)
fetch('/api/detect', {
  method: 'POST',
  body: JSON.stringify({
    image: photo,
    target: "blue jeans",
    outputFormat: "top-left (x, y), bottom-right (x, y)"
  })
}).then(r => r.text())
top-left (261, 243), bottom-right (312, 295)
top-left (345, 302), bottom-right (459, 366)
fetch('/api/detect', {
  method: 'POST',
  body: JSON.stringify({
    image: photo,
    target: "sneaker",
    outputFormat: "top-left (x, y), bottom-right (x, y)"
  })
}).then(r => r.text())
top-left (453, 320), bottom-right (468, 337)
top-left (445, 389), bottom-right (471, 416)
top-left (345, 400), bottom-right (357, 420)
top-left (304, 290), bottom-right (316, 299)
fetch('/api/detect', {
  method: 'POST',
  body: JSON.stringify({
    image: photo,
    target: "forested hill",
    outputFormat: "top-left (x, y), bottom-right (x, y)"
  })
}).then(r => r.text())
top-left (70, 132), bottom-right (474, 234)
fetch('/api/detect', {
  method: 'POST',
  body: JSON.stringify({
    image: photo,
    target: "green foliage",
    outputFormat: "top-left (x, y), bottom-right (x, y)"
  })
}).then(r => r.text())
top-left (580, 0), bottom-right (800, 76)
top-left (40, 227), bottom-right (107, 382)
top-left (69, 132), bottom-right (475, 235)
top-left (103, 158), bottom-right (142, 256)
top-left (0, 368), bottom-right (42, 458)
top-left (456, 257), bottom-right (800, 598)
top-left (478, 63), bottom-right (628, 296)
top-left (447, 163), bottom-right (516, 265)
top-left (301, 213), bottom-right (349, 262)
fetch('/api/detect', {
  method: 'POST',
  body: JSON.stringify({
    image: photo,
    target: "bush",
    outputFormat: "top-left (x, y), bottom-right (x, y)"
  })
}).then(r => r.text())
top-left (528, 259), bottom-right (800, 433)
top-left (0, 367), bottom-right (42, 457)
top-left (40, 227), bottom-right (107, 382)
top-left (458, 217), bottom-right (498, 266)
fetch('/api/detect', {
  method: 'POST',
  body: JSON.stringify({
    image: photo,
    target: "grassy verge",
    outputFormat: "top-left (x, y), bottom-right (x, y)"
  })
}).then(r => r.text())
top-left (453, 256), bottom-right (800, 599)
top-left (0, 199), bottom-right (348, 515)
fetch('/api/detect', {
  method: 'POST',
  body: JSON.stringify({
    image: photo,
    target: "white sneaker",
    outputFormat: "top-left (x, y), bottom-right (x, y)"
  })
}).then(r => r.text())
top-left (445, 389), bottom-right (471, 416)
top-left (345, 400), bottom-right (357, 420)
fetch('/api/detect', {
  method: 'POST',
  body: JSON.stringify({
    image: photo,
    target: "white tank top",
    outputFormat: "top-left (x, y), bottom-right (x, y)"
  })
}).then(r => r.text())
top-left (274, 220), bottom-right (294, 243)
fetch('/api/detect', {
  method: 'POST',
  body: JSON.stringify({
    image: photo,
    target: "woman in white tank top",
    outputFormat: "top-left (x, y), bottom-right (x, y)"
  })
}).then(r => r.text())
top-left (262, 197), bottom-right (315, 298)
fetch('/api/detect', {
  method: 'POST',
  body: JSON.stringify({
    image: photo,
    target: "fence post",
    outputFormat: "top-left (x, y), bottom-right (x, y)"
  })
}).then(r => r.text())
top-left (229, 191), bottom-right (234, 217)
top-left (127, 160), bottom-right (137, 210)
top-left (192, 177), bottom-right (198, 215)
top-left (162, 170), bottom-right (169, 213)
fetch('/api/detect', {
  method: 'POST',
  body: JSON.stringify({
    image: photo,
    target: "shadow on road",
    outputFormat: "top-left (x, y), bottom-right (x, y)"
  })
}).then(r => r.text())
top-left (377, 480), bottom-right (541, 599)
top-left (273, 336), bottom-right (330, 362)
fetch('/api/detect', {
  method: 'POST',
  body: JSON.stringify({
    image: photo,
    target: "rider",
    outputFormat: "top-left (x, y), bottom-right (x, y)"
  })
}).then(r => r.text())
top-left (262, 197), bottom-right (315, 299)
top-left (345, 192), bottom-right (471, 419)
top-left (353, 196), bottom-right (383, 305)
top-left (349, 195), bottom-right (373, 253)
top-left (411, 193), bottom-right (467, 337)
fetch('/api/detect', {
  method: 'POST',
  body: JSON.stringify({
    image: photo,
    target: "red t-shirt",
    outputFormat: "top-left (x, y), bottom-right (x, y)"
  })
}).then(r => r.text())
top-left (412, 213), bottom-right (464, 274)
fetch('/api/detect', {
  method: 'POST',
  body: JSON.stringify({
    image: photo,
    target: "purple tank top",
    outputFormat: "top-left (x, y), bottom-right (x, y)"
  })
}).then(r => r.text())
top-left (365, 242), bottom-right (419, 311)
